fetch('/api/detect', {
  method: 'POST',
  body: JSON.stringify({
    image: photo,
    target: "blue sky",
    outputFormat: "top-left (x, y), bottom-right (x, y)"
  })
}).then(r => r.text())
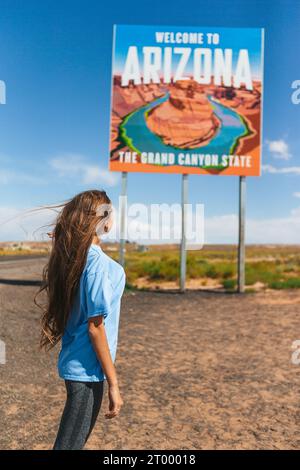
top-left (0, 0), bottom-right (300, 243)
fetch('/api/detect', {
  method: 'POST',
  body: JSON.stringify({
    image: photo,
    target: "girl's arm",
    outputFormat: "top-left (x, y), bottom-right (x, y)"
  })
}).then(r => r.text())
top-left (88, 316), bottom-right (123, 419)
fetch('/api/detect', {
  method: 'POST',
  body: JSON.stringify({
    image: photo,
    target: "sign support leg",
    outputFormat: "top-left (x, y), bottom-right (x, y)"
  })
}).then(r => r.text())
top-left (238, 176), bottom-right (246, 293)
top-left (119, 171), bottom-right (127, 267)
top-left (180, 174), bottom-right (188, 292)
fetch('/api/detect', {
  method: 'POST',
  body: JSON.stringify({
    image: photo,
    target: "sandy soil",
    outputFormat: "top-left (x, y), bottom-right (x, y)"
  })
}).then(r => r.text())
top-left (1, 257), bottom-right (300, 450)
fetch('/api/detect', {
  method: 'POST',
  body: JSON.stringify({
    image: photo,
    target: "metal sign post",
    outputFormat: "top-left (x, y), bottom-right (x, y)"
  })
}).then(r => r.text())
top-left (119, 171), bottom-right (127, 267)
top-left (180, 174), bottom-right (188, 292)
top-left (237, 176), bottom-right (246, 293)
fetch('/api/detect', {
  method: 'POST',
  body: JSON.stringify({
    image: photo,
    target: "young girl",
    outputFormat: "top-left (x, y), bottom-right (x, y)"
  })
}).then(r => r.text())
top-left (36, 190), bottom-right (125, 450)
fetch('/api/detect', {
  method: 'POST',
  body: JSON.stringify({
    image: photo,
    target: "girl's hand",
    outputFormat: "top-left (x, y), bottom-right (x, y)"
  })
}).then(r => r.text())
top-left (105, 384), bottom-right (124, 419)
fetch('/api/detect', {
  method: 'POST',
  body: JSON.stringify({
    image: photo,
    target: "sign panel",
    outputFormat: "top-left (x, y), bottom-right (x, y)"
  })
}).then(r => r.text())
top-left (109, 25), bottom-right (264, 176)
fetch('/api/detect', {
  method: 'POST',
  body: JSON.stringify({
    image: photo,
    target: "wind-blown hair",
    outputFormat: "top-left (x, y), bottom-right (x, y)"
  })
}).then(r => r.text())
top-left (35, 190), bottom-right (112, 350)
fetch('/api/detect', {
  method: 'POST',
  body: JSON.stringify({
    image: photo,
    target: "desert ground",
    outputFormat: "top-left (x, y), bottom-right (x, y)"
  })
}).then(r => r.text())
top-left (1, 256), bottom-right (300, 450)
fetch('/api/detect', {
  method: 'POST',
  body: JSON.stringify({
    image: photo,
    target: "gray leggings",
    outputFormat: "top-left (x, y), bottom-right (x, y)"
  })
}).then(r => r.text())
top-left (53, 380), bottom-right (104, 450)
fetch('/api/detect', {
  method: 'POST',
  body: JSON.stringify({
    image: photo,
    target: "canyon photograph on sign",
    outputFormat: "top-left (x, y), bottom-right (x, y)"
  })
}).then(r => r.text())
top-left (109, 25), bottom-right (264, 176)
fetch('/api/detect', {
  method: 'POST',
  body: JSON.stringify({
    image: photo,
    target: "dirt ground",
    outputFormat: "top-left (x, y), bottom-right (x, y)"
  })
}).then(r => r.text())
top-left (1, 257), bottom-right (300, 450)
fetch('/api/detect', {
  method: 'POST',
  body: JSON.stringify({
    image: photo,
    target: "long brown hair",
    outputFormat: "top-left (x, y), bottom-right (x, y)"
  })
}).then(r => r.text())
top-left (36, 190), bottom-right (112, 350)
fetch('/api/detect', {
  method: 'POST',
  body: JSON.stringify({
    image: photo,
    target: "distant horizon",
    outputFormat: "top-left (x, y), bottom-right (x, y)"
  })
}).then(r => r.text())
top-left (1, 240), bottom-right (300, 247)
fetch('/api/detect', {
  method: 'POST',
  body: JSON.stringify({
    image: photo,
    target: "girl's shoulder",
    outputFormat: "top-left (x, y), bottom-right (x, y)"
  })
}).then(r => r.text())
top-left (85, 244), bottom-right (125, 280)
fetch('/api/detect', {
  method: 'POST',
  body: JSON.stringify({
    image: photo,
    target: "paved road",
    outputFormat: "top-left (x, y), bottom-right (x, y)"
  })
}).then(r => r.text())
top-left (0, 254), bottom-right (47, 263)
top-left (1, 258), bottom-right (300, 449)
top-left (0, 256), bottom-right (47, 286)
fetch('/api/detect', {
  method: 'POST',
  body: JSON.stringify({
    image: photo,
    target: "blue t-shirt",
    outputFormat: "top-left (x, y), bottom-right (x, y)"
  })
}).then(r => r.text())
top-left (58, 244), bottom-right (126, 382)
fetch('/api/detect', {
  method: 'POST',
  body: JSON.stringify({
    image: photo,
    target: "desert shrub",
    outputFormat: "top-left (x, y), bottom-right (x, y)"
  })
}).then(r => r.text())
top-left (245, 261), bottom-right (282, 285)
top-left (282, 263), bottom-right (297, 273)
top-left (139, 258), bottom-right (179, 281)
top-left (223, 268), bottom-right (234, 279)
top-left (268, 278), bottom-right (300, 289)
top-left (222, 279), bottom-right (236, 290)
top-left (205, 265), bottom-right (218, 279)
top-left (186, 256), bottom-right (209, 278)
